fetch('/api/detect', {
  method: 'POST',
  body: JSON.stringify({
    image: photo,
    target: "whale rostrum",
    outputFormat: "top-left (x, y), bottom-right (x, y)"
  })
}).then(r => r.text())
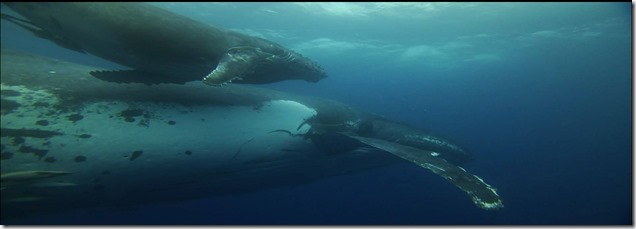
top-left (1, 2), bottom-right (327, 86)
top-left (0, 50), bottom-right (502, 220)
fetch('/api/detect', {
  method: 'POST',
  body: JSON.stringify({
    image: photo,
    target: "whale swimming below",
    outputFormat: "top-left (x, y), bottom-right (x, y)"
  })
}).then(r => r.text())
top-left (0, 50), bottom-right (503, 220)
top-left (1, 2), bottom-right (327, 86)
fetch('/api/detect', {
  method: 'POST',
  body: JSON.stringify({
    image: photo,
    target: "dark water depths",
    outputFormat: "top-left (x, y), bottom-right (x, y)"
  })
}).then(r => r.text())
top-left (1, 2), bottom-right (631, 225)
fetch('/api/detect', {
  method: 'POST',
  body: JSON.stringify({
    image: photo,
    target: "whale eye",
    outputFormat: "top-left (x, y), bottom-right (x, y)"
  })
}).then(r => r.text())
top-left (270, 46), bottom-right (287, 56)
top-left (356, 120), bottom-right (374, 136)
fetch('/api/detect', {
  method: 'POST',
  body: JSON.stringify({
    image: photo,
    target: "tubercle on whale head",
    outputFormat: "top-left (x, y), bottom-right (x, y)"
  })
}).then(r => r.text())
top-left (279, 49), bottom-right (327, 83)
top-left (299, 61), bottom-right (327, 83)
top-left (251, 40), bottom-right (328, 83)
top-left (202, 44), bottom-right (327, 86)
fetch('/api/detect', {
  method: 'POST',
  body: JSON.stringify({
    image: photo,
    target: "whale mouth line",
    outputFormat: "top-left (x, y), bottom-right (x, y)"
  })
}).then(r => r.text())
top-left (3, 2), bottom-right (329, 87)
top-left (202, 46), bottom-right (320, 86)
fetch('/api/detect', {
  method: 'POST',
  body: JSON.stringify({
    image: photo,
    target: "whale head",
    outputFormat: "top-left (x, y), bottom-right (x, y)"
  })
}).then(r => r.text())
top-left (203, 38), bottom-right (327, 86)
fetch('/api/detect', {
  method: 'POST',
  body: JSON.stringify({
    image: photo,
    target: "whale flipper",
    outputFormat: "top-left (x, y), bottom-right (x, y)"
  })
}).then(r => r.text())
top-left (343, 134), bottom-right (504, 210)
top-left (2, 3), bottom-right (327, 86)
top-left (203, 47), bottom-right (260, 86)
top-left (1, 50), bottom-right (502, 219)
top-left (1, 170), bottom-right (72, 183)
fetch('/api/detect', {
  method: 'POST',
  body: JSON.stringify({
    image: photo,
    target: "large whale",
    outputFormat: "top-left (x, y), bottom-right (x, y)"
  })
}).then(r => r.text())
top-left (1, 2), bottom-right (327, 86)
top-left (0, 50), bottom-right (502, 221)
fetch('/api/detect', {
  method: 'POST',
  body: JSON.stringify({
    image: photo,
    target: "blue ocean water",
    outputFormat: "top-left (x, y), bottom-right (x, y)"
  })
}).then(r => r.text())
top-left (0, 2), bottom-right (632, 225)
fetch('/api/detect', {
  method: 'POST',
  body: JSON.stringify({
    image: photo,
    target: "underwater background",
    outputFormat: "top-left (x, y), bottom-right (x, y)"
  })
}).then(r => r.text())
top-left (0, 2), bottom-right (632, 225)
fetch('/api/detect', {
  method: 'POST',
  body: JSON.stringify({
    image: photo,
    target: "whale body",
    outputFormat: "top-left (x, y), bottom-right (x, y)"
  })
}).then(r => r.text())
top-left (0, 50), bottom-right (502, 220)
top-left (1, 2), bottom-right (327, 86)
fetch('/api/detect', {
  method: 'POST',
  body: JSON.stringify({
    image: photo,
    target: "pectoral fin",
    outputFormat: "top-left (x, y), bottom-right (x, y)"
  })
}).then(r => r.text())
top-left (203, 47), bottom-right (260, 86)
top-left (344, 134), bottom-right (504, 210)
top-left (1, 170), bottom-right (71, 182)
top-left (1, 170), bottom-right (73, 189)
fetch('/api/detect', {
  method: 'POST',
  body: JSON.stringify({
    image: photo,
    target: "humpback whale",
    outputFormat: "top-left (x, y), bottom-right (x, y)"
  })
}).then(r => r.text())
top-left (1, 2), bottom-right (327, 86)
top-left (0, 50), bottom-right (502, 220)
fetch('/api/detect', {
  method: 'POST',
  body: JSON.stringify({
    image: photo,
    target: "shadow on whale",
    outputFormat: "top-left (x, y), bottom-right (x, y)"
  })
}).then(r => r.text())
top-left (1, 2), bottom-right (327, 86)
top-left (0, 50), bottom-right (502, 221)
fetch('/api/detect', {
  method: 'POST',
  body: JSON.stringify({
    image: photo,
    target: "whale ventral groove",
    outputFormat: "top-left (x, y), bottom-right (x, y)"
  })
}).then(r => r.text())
top-left (0, 50), bottom-right (503, 219)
